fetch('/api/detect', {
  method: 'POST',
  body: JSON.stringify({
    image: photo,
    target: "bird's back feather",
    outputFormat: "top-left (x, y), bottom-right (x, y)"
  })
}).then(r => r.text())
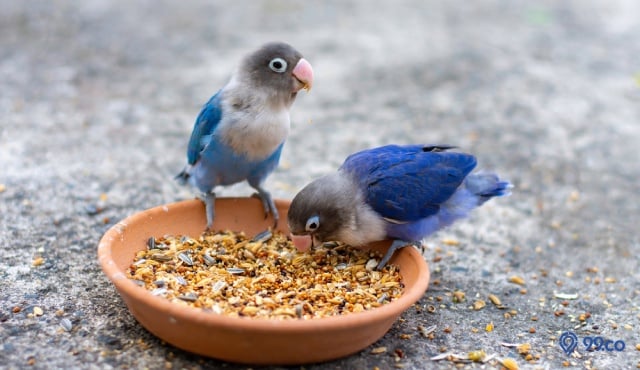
top-left (341, 145), bottom-right (477, 222)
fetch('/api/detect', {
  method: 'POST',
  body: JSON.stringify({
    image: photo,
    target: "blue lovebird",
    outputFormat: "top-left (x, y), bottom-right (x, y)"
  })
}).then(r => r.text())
top-left (287, 144), bottom-right (512, 269)
top-left (176, 42), bottom-right (313, 228)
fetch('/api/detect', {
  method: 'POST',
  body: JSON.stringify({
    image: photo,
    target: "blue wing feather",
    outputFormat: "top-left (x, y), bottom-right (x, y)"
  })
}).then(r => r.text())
top-left (186, 92), bottom-right (223, 165)
top-left (341, 145), bottom-right (477, 221)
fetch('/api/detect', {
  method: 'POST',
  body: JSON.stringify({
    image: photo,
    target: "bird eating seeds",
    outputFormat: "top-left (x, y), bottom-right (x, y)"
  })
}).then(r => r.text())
top-left (288, 144), bottom-right (512, 269)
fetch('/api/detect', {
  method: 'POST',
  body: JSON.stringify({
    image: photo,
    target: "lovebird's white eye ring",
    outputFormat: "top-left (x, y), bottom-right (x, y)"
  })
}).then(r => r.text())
top-left (305, 215), bottom-right (320, 232)
top-left (268, 57), bottom-right (288, 73)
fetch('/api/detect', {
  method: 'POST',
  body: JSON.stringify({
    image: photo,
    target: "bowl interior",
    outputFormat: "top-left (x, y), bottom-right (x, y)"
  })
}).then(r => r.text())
top-left (98, 197), bottom-right (430, 365)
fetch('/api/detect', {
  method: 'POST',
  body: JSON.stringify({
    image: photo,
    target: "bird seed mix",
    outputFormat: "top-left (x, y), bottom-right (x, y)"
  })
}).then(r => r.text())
top-left (128, 230), bottom-right (404, 319)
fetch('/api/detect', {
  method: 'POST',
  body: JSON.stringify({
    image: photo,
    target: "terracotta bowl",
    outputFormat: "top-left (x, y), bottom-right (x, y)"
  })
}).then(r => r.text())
top-left (98, 198), bottom-right (430, 365)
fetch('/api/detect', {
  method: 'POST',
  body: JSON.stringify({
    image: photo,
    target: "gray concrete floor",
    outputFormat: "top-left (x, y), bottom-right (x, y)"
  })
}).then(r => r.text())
top-left (1, 1), bottom-right (639, 369)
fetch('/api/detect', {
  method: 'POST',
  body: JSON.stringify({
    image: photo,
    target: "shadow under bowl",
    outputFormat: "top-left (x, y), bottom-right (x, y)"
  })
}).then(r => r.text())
top-left (98, 197), bottom-right (430, 365)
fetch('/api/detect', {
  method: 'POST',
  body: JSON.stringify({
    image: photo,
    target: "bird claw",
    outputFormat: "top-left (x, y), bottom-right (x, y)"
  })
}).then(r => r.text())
top-left (376, 240), bottom-right (417, 270)
top-left (203, 192), bottom-right (216, 230)
top-left (251, 192), bottom-right (279, 229)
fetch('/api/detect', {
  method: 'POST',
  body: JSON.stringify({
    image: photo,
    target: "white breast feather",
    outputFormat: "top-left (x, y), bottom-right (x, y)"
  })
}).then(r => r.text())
top-left (218, 83), bottom-right (291, 161)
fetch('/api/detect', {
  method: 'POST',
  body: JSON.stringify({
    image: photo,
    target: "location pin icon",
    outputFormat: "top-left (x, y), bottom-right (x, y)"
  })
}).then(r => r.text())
top-left (559, 332), bottom-right (578, 355)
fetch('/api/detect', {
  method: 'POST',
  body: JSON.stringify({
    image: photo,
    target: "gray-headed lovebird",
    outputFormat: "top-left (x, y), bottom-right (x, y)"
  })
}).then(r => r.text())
top-left (287, 145), bottom-right (512, 269)
top-left (176, 42), bottom-right (313, 228)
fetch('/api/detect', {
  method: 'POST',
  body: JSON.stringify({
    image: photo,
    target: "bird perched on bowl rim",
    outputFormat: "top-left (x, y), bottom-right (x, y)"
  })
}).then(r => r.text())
top-left (176, 42), bottom-right (313, 229)
top-left (287, 144), bottom-right (512, 269)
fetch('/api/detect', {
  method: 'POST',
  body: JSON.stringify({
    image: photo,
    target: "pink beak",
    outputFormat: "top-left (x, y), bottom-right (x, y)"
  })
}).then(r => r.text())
top-left (292, 58), bottom-right (313, 92)
top-left (291, 234), bottom-right (313, 252)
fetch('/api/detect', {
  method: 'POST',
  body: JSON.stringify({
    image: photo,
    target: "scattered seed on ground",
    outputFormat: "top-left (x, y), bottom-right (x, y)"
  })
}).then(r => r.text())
top-left (441, 238), bottom-right (460, 246)
top-left (370, 346), bottom-right (387, 354)
top-left (517, 343), bottom-right (531, 355)
top-left (468, 350), bottom-right (486, 362)
top-left (499, 357), bottom-right (519, 370)
top-left (418, 324), bottom-right (436, 337)
top-left (32, 257), bottom-right (44, 267)
top-left (554, 292), bottom-right (578, 300)
top-left (508, 276), bottom-right (526, 286)
top-left (60, 318), bottom-right (73, 332)
top-left (488, 294), bottom-right (502, 307)
top-left (452, 290), bottom-right (465, 303)
top-left (485, 322), bottom-right (494, 332)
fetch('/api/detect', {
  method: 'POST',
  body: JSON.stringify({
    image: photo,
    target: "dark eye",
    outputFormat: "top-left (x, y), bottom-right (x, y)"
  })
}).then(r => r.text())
top-left (305, 215), bottom-right (320, 232)
top-left (268, 57), bottom-right (288, 73)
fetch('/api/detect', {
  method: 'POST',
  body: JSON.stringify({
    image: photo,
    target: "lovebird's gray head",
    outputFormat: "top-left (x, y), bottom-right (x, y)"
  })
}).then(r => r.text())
top-left (288, 173), bottom-right (355, 248)
top-left (238, 42), bottom-right (313, 104)
top-left (288, 172), bottom-right (386, 250)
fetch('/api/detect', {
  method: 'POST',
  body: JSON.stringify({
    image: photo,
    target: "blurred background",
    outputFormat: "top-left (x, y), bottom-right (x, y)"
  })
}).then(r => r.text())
top-left (1, 1), bottom-right (639, 369)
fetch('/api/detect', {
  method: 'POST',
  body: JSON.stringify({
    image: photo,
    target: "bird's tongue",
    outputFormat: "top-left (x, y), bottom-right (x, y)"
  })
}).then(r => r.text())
top-left (291, 235), bottom-right (312, 252)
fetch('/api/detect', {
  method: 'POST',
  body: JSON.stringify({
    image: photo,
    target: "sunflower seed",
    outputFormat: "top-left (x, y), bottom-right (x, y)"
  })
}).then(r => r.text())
top-left (212, 280), bottom-right (227, 292)
top-left (131, 279), bottom-right (145, 287)
top-left (377, 293), bottom-right (388, 303)
top-left (251, 230), bottom-right (272, 243)
top-left (178, 293), bottom-right (198, 302)
top-left (151, 288), bottom-right (167, 296)
top-left (322, 241), bottom-right (339, 248)
top-left (175, 276), bottom-right (187, 286)
top-left (60, 318), bottom-right (73, 332)
top-left (178, 252), bottom-right (193, 266)
top-left (153, 280), bottom-right (165, 287)
top-left (227, 267), bottom-right (245, 275)
top-left (203, 252), bottom-right (215, 266)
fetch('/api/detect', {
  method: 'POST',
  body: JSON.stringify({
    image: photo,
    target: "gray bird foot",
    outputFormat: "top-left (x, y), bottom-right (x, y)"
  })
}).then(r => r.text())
top-left (203, 191), bottom-right (216, 230)
top-left (376, 240), bottom-right (417, 270)
top-left (251, 190), bottom-right (279, 229)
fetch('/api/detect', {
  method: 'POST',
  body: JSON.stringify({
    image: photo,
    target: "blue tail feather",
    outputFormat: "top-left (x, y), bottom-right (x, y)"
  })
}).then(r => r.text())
top-left (465, 173), bottom-right (512, 199)
top-left (485, 180), bottom-right (512, 197)
top-left (175, 167), bottom-right (190, 186)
